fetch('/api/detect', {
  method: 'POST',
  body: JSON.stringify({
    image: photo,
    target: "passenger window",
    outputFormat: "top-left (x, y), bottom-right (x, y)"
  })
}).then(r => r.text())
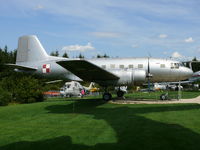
top-left (119, 65), bottom-right (124, 69)
top-left (102, 65), bottom-right (106, 69)
top-left (110, 64), bottom-right (115, 69)
top-left (138, 64), bottom-right (143, 68)
top-left (160, 64), bottom-right (165, 68)
top-left (129, 64), bottom-right (133, 69)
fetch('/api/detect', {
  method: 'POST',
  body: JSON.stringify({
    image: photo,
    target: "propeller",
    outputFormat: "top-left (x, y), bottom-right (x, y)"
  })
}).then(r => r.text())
top-left (147, 57), bottom-right (153, 91)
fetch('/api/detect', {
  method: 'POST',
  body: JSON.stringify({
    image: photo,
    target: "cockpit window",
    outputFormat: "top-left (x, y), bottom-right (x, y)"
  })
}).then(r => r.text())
top-left (171, 63), bottom-right (180, 69)
top-left (179, 63), bottom-right (184, 67)
top-left (174, 63), bottom-right (179, 69)
top-left (66, 84), bottom-right (71, 88)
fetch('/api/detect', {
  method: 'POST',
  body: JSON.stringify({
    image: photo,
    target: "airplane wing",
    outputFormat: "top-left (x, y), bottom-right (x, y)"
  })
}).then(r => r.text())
top-left (57, 60), bottom-right (119, 82)
top-left (5, 64), bottom-right (37, 71)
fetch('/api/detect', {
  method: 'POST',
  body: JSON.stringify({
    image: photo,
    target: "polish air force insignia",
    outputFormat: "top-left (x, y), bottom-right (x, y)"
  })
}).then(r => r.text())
top-left (42, 64), bottom-right (51, 73)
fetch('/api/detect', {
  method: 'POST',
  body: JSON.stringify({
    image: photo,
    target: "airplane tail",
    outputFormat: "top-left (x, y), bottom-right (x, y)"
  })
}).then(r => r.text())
top-left (16, 35), bottom-right (49, 63)
top-left (88, 82), bottom-right (94, 89)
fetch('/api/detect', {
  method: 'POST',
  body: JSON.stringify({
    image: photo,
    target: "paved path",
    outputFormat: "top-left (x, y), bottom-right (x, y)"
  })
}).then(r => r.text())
top-left (110, 96), bottom-right (200, 104)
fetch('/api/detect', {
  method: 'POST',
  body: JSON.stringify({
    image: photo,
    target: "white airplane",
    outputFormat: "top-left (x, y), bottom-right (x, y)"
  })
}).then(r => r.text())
top-left (7, 35), bottom-right (193, 100)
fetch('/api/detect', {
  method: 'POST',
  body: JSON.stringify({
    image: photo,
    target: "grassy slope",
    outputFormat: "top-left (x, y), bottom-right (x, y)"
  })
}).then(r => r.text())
top-left (1, 100), bottom-right (200, 150)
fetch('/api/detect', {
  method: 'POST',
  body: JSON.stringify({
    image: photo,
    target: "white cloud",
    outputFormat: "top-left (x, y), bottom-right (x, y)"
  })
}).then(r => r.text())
top-left (171, 52), bottom-right (182, 58)
top-left (91, 32), bottom-right (121, 38)
top-left (34, 4), bottom-right (44, 10)
top-left (131, 44), bottom-right (139, 48)
top-left (159, 34), bottom-right (168, 39)
top-left (184, 37), bottom-right (194, 43)
top-left (62, 43), bottom-right (95, 52)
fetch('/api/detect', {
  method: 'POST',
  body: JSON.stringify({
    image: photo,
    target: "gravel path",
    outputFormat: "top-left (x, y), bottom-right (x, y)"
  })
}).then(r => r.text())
top-left (110, 96), bottom-right (200, 104)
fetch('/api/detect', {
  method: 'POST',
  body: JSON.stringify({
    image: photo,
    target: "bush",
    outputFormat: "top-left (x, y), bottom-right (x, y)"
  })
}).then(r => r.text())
top-left (0, 87), bottom-right (11, 106)
top-left (0, 74), bottom-right (45, 104)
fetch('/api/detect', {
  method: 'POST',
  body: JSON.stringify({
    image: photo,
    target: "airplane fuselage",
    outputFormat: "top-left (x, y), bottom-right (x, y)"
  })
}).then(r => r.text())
top-left (16, 56), bottom-right (193, 86)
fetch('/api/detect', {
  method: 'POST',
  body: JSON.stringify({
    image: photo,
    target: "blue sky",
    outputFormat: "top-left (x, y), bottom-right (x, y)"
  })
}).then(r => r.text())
top-left (0, 0), bottom-right (200, 59)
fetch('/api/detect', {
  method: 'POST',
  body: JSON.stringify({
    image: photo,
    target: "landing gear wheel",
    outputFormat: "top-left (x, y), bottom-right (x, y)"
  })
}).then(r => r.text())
top-left (160, 94), bottom-right (168, 100)
top-left (117, 91), bottom-right (124, 97)
top-left (103, 93), bottom-right (112, 101)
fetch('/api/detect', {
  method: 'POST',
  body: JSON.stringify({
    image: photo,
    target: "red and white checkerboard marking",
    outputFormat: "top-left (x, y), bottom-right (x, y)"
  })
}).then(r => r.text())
top-left (42, 64), bottom-right (51, 73)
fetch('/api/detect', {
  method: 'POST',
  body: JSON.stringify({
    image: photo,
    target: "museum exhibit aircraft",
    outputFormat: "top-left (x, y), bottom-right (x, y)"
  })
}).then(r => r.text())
top-left (60, 81), bottom-right (96, 97)
top-left (7, 35), bottom-right (193, 100)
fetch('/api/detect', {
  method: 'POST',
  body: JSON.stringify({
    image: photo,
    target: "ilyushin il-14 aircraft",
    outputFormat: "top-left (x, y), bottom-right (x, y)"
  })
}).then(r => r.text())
top-left (7, 35), bottom-right (193, 100)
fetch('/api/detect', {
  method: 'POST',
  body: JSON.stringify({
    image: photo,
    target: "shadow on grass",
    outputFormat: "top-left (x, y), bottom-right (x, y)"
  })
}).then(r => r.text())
top-left (1, 100), bottom-right (200, 150)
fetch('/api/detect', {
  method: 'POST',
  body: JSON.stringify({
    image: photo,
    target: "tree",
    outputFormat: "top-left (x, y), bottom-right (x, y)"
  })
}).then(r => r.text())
top-left (192, 57), bottom-right (197, 61)
top-left (96, 54), bottom-right (109, 58)
top-left (78, 53), bottom-right (84, 58)
top-left (97, 54), bottom-right (101, 58)
top-left (4, 45), bottom-right (8, 53)
top-left (103, 53), bottom-right (109, 58)
top-left (62, 52), bottom-right (69, 58)
top-left (55, 50), bottom-right (59, 56)
top-left (50, 50), bottom-right (59, 56)
top-left (0, 74), bottom-right (45, 103)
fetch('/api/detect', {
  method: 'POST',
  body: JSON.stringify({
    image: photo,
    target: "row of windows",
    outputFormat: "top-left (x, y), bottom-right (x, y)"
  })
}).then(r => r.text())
top-left (101, 64), bottom-right (166, 69)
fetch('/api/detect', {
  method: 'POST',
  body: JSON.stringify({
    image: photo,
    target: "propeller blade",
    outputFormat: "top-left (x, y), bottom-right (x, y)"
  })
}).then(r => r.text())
top-left (147, 57), bottom-right (152, 91)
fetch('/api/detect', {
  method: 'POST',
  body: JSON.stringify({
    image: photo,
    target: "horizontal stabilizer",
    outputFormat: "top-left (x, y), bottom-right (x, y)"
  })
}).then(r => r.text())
top-left (57, 60), bottom-right (119, 81)
top-left (6, 64), bottom-right (37, 71)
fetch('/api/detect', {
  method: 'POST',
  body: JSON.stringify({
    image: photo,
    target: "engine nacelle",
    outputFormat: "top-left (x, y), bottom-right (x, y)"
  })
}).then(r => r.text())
top-left (111, 69), bottom-right (146, 85)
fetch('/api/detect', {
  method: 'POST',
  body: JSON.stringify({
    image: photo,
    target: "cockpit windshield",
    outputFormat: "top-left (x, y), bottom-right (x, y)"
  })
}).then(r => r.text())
top-left (171, 63), bottom-right (183, 69)
top-left (65, 84), bottom-right (71, 88)
top-left (179, 63), bottom-right (184, 67)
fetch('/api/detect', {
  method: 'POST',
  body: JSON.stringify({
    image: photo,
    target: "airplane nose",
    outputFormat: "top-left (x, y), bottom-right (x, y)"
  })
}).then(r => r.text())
top-left (183, 67), bottom-right (193, 79)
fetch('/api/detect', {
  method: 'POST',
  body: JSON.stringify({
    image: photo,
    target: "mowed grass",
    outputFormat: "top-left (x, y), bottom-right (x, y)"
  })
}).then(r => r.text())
top-left (1, 99), bottom-right (200, 150)
top-left (125, 91), bottom-right (200, 100)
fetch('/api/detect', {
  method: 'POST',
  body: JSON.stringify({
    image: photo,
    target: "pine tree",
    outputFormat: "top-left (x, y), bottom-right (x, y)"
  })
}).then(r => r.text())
top-left (55, 50), bottom-right (59, 56)
top-left (78, 53), bottom-right (84, 58)
top-left (62, 52), bottom-right (69, 58)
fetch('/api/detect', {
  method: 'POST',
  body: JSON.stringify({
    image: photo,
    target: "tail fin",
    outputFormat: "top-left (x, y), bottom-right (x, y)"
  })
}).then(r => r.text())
top-left (16, 35), bottom-right (49, 63)
top-left (88, 82), bottom-right (94, 89)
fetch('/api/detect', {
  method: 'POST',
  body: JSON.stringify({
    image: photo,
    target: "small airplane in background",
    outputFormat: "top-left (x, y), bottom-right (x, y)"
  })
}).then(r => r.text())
top-left (7, 35), bottom-right (193, 100)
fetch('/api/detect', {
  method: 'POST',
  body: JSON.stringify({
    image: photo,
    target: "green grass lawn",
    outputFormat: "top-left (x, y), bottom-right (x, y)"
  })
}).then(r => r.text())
top-left (1, 99), bottom-right (200, 150)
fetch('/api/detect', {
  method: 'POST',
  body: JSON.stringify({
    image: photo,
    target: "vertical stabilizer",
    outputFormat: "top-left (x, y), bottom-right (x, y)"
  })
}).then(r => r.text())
top-left (16, 35), bottom-right (49, 63)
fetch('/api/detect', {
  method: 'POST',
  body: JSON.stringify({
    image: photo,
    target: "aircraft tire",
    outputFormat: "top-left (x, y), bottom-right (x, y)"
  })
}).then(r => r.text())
top-left (117, 91), bottom-right (124, 97)
top-left (160, 94), bottom-right (168, 100)
top-left (103, 93), bottom-right (112, 101)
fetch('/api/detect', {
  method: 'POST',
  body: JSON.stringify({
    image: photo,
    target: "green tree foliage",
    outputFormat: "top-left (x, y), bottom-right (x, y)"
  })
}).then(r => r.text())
top-left (50, 50), bottom-right (59, 56)
top-left (96, 54), bottom-right (109, 58)
top-left (0, 87), bottom-right (11, 106)
top-left (0, 47), bottom-right (16, 71)
top-left (78, 53), bottom-right (84, 58)
top-left (62, 52), bottom-right (69, 58)
top-left (0, 74), bottom-right (45, 104)
top-left (191, 57), bottom-right (200, 72)
top-left (185, 57), bottom-right (200, 72)
top-left (0, 46), bottom-right (45, 105)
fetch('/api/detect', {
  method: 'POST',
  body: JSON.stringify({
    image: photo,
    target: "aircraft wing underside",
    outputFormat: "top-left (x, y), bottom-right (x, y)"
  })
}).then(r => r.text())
top-left (57, 60), bottom-right (119, 82)
top-left (6, 64), bottom-right (37, 71)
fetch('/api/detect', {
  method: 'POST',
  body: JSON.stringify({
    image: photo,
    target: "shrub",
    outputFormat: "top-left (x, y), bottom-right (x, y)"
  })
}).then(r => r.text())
top-left (0, 87), bottom-right (11, 106)
top-left (0, 74), bottom-right (45, 104)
